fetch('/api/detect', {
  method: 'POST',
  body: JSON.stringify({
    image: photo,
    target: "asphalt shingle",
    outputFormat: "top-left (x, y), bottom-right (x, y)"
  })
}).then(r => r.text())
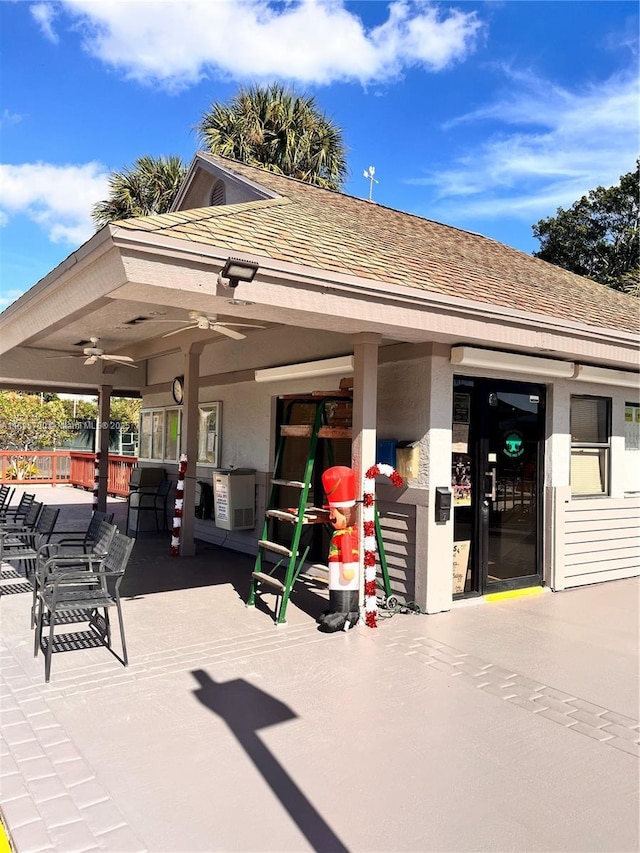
top-left (114, 153), bottom-right (640, 335)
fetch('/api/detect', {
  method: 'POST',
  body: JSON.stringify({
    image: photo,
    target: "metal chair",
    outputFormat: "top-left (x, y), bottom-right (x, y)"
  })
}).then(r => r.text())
top-left (0, 492), bottom-right (36, 526)
top-left (0, 501), bottom-right (42, 538)
top-left (34, 530), bottom-right (136, 682)
top-left (54, 510), bottom-right (115, 552)
top-left (0, 505), bottom-right (59, 579)
top-left (126, 479), bottom-right (172, 536)
top-left (30, 520), bottom-right (117, 629)
top-left (0, 484), bottom-right (15, 512)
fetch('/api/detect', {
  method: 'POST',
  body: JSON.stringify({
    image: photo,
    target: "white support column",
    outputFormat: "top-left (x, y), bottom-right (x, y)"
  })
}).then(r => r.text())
top-left (96, 384), bottom-right (112, 514)
top-left (179, 344), bottom-right (203, 557)
top-left (417, 348), bottom-right (454, 614)
top-left (351, 333), bottom-right (381, 617)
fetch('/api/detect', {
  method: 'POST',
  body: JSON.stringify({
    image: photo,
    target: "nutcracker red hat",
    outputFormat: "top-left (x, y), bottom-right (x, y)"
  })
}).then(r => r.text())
top-left (322, 466), bottom-right (357, 508)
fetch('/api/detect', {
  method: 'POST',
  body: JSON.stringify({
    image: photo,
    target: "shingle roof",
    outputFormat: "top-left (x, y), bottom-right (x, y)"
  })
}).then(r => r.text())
top-left (115, 153), bottom-right (639, 335)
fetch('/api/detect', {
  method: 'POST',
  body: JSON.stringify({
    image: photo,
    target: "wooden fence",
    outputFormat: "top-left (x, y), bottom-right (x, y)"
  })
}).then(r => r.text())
top-left (0, 450), bottom-right (137, 496)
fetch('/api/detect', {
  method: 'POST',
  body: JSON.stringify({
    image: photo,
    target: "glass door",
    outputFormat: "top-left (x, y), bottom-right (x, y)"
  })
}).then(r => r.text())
top-left (453, 377), bottom-right (545, 596)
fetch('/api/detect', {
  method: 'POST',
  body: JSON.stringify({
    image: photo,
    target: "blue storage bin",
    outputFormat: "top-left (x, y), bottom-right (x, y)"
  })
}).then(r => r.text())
top-left (377, 439), bottom-right (398, 466)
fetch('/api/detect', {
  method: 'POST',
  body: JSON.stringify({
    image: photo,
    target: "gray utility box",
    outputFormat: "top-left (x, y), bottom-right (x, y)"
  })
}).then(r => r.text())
top-left (212, 469), bottom-right (256, 531)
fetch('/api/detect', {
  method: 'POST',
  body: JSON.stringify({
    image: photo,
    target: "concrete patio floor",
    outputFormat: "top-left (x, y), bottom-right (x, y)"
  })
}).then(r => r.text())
top-left (1, 485), bottom-right (638, 853)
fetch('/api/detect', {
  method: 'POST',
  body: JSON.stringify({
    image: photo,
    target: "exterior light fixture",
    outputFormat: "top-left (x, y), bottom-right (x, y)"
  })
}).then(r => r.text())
top-left (218, 257), bottom-right (259, 289)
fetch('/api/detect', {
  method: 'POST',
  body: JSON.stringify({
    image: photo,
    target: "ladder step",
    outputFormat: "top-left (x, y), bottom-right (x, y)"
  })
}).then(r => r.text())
top-left (271, 479), bottom-right (306, 488)
top-left (317, 426), bottom-right (352, 439)
top-left (280, 425), bottom-right (353, 439)
top-left (280, 425), bottom-right (312, 437)
top-left (258, 539), bottom-right (294, 557)
top-left (266, 509), bottom-right (299, 523)
top-left (251, 572), bottom-right (286, 592)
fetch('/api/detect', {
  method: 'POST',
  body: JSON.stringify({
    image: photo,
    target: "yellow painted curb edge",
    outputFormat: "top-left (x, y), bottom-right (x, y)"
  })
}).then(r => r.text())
top-left (0, 816), bottom-right (13, 853)
top-left (485, 587), bottom-right (544, 602)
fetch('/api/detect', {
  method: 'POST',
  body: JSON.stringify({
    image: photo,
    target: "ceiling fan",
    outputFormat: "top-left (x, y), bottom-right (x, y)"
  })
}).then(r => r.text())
top-left (47, 337), bottom-right (137, 367)
top-left (153, 311), bottom-right (265, 340)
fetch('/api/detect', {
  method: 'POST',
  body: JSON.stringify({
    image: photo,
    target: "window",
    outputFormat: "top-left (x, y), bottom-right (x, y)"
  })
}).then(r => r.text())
top-left (570, 396), bottom-right (611, 496)
top-left (164, 409), bottom-right (181, 462)
top-left (624, 403), bottom-right (640, 451)
top-left (138, 403), bottom-right (220, 465)
top-left (624, 403), bottom-right (640, 494)
top-left (139, 411), bottom-right (152, 459)
top-left (197, 403), bottom-right (221, 466)
top-left (151, 410), bottom-right (164, 460)
top-left (138, 407), bottom-right (181, 462)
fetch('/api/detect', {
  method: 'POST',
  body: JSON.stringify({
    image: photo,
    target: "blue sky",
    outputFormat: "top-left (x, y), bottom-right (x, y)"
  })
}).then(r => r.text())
top-left (1, 0), bottom-right (638, 309)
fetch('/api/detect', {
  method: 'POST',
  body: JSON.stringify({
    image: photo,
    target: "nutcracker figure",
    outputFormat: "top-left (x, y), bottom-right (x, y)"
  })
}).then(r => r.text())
top-left (318, 466), bottom-right (360, 633)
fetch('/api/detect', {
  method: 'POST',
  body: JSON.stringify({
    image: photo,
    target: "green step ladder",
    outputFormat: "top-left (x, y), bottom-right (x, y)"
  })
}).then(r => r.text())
top-left (247, 394), bottom-right (351, 624)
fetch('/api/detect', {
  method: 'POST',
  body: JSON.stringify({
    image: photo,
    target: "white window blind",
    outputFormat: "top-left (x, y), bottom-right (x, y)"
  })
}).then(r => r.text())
top-left (570, 449), bottom-right (604, 495)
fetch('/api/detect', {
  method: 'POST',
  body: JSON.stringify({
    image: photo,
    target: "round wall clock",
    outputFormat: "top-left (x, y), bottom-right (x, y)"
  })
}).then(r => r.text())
top-left (172, 375), bottom-right (184, 405)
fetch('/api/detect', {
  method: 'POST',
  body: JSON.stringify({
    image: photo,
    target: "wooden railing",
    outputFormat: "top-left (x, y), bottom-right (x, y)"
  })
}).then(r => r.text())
top-left (69, 452), bottom-right (137, 497)
top-left (0, 450), bottom-right (137, 496)
top-left (0, 451), bottom-right (71, 485)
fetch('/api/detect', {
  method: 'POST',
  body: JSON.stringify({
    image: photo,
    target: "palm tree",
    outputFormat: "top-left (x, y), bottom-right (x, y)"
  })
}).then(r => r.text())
top-left (92, 155), bottom-right (187, 228)
top-left (196, 83), bottom-right (348, 191)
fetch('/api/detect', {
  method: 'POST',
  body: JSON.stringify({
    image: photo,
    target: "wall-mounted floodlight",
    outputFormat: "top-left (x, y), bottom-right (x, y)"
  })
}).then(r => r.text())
top-left (217, 257), bottom-right (259, 289)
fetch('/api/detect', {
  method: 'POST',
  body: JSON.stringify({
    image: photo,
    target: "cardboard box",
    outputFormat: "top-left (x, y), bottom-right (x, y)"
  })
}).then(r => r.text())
top-left (396, 443), bottom-right (419, 478)
top-left (452, 540), bottom-right (471, 594)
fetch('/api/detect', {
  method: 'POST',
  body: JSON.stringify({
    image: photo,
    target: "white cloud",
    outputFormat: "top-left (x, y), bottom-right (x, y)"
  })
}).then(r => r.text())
top-left (0, 162), bottom-right (109, 245)
top-left (411, 70), bottom-right (639, 222)
top-left (31, 2), bottom-right (60, 44)
top-left (55, 0), bottom-right (482, 88)
top-left (0, 109), bottom-right (24, 128)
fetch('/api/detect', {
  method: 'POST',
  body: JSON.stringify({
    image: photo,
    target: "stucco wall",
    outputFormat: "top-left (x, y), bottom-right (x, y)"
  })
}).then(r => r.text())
top-left (138, 338), bottom-right (639, 601)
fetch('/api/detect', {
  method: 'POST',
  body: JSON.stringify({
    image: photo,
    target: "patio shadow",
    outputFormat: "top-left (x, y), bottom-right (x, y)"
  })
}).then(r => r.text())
top-left (120, 537), bottom-right (330, 623)
top-left (192, 669), bottom-right (349, 853)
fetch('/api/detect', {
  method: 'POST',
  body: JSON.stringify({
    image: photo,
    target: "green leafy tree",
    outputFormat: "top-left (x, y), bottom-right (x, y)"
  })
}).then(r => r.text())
top-left (197, 83), bottom-right (348, 191)
top-left (0, 392), bottom-right (73, 451)
top-left (59, 397), bottom-right (97, 422)
top-left (92, 155), bottom-right (187, 227)
top-left (532, 161), bottom-right (640, 295)
top-left (110, 397), bottom-right (141, 432)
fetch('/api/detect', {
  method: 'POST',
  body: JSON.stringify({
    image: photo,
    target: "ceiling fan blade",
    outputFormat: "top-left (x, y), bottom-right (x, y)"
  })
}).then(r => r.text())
top-left (105, 360), bottom-right (138, 369)
top-left (213, 324), bottom-right (246, 340)
top-left (45, 354), bottom-right (83, 360)
top-left (220, 322), bottom-right (266, 329)
top-left (162, 325), bottom-right (193, 338)
top-left (100, 354), bottom-right (134, 363)
top-left (84, 356), bottom-right (98, 365)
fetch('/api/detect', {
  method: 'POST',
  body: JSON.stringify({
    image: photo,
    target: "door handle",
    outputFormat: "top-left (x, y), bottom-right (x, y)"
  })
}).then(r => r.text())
top-left (484, 469), bottom-right (496, 501)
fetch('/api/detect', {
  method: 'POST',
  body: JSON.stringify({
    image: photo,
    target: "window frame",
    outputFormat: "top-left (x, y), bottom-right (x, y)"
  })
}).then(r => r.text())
top-left (138, 406), bottom-right (182, 463)
top-left (137, 403), bottom-right (221, 467)
top-left (196, 402), bottom-right (221, 467)
top-left (570, 395), bottom-right (611, 497)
